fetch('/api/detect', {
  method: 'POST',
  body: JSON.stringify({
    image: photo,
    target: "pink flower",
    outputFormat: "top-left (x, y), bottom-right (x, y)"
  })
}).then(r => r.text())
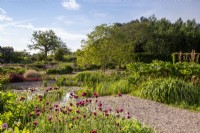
top-left (70, 92), bottom-right (74, 96)
top-left (68, 108), bottom-right (72, 112)
top-left (74, 95), bottom-right (78, 99)
top-left (93, 92), bottom-right (98, 98)
top-left (98, 102), bottom-right (102, 107)
top-left (35, 108), bottom-right (40, 112)
top-left (76, 102), bottom-right (80, 107)
top-left (48, 117), bottom-right (52, 121)
top-left (91, 130), bottom-right (97, 133)
top-left (76, 110), bottom-right (80, 114)
top-left (54, 104), bottom-right (59, 108)
top-left (98, 107), bottom-right (102, 111)
top-left (39, 98), bottom-right (43, 101)
top-left (89, 99), bottom-right (92, 103)
top-left (28, 113), bottom-right (33, 117)
top-left (127, 116), bottom-right (131, 119)
top-left (83, 114), bottom-right (86, 118)
top-left (104, 110), bottom-right (108, 113)
top-left (46, 102), bottom-right (50, 106)
top-left (38, 95), bottom-right (43, 99)
top-left (118, 93), bottom-right (122, 97)
top-left (36, 112), bottom-right (40, 116)
top-left (70, 103), bottom-right (73, 106)
top-left (93, 112), bottom-right (97, 116)
top-left (33, 121), bottom-right (38, 126)
top-left (81, 92), bottom-right (87, 96)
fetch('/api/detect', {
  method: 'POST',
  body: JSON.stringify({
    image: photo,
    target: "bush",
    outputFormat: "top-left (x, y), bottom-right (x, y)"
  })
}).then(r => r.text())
top-left (9, 74), bottom-right (25, 83)
top-left (46, 68), bottom-right (59, 74)
top-left (60, 65), bottom-right (73, 74)
top-left (23, 69), bottom-right (40, 78)
top-left (46, 65), bottom-right (73, 74)
top-left (141, 78), bottom-right (200, 105)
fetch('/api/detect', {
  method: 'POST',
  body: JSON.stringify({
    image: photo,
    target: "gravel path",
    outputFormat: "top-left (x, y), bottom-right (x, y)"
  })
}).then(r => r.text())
top-left (94, 95), bottom-right (200, 133)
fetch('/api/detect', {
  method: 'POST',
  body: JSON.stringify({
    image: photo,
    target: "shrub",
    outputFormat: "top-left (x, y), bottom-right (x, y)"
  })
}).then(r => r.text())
top-left (46, 65), bottom-right (73, 74)
top-left (46, 68), bottom-right (60, 74)
top-left (23, 69), bottom-right (40, 78)
top-left (9, 74), bottom-right (25, 83)
top-left (60, 65), bottom-right (73, 74)
top-left (141, 77), bottom-right (200, 105)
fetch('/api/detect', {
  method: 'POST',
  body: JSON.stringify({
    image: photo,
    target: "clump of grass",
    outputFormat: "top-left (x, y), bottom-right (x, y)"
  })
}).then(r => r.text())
top-left (141, 77), bottom-right (200, 106)
top-left (95, 80), bottom-right (130, 96)
top-left (23, 69), bottom-right (40, 78)
top-left (74, 71), bottom-right (108, 86)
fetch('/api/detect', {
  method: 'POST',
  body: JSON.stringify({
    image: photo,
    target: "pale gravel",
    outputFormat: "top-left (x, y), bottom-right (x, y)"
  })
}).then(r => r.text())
top-left (93, 95), bottom-right (200, 133)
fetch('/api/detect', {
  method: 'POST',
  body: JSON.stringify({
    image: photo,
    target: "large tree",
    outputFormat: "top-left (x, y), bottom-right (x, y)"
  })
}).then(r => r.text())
top-left (28, 29), bottom-right (65, 58)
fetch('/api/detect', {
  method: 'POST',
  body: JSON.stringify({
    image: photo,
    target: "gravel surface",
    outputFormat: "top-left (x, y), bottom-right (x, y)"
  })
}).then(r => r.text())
top-left (94, 95), bottom-right (200, 133)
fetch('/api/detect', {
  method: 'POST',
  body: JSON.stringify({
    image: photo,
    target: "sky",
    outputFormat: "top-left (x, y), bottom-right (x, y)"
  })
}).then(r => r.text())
top-left (0, 0), bottom-right (200, 53)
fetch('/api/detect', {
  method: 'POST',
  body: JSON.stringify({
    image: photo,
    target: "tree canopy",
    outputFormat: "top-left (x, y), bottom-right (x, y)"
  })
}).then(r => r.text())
top-left (28, 29), bottom-right (66, 58)
top-left (76, 16), bottom-right (200, 70)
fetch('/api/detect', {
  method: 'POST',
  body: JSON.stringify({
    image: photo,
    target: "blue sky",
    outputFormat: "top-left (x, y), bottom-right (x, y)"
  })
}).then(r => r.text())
top-left (0, 0), bottom-right (200, 52)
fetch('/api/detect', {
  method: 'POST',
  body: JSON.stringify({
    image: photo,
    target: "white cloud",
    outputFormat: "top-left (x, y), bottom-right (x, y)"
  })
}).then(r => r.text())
top-left (62, 0), bottom-right (80, 10)
top-left (0, 8), bottom-right (6, 14)
top-left (0, 8), bottom-right (12, 22)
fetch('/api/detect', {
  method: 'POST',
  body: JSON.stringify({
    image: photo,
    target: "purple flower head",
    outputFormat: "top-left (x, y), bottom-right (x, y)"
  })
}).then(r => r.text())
top-left (2, 123), bottom-right (8, 129)
top-left (81, 92), bottom-right (87, 97)
top-left (46, 102), bottom-right (50, 106)
top-left (36, 112), bottom-right (40, 116)
top-left (118, 93), bottom-right (122, 97)
top-left (33, 121), bottom-right (38, 126)
top-left (70, 92), bottom-right (74, 96)
top-left (54, 103), bottom-right (59, 108)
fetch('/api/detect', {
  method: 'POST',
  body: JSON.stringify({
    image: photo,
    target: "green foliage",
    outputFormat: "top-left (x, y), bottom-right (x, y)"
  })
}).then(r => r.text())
top-left (76, 16), bottom-right (200, 68)
top-left (54, 48), bottom-right (65, 61)
top-left (127, 61), bottom-right (200, 84)
top-left (0, 89), bottom-right (153, 133)
top-left (96, 80), bottom-right (130, 96)
top-left (0, 88), bottom-right (65, 131)
top-left (74, 71), bottom-right (108, 86)
top-left (0, 66), bottom-right (25, 75)
top-left (46, 65), bottom-right (73, 75)
top-left (141, 78), bottom-right (200, 105)
top-left (132, 53), bottom-right (172, 63)
top-left (63, 54), bottom-right (76, 62)
top-left (28, 29), bottom-right (66, 58)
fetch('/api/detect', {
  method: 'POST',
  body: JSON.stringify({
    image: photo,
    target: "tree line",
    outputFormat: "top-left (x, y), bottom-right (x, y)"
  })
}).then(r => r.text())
top-left (0, 30), bottom-right (71, 64)
top-left (76, 15), bottom-right (200, 70)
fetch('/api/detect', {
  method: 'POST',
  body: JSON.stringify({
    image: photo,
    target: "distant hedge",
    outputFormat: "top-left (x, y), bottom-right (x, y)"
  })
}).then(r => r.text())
top-left (46, 65), bottom-right (73, 74)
